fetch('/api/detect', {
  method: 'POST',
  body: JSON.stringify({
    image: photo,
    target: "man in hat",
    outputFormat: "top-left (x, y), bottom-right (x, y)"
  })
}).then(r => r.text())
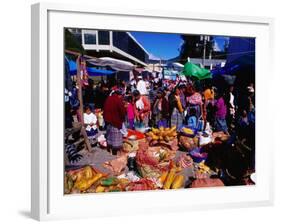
top-left (103, 89), bottom-right (126, 155)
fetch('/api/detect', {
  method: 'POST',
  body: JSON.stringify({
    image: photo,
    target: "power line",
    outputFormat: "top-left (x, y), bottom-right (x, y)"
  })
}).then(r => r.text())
top-left (172, 50), bottom-right (255, 62)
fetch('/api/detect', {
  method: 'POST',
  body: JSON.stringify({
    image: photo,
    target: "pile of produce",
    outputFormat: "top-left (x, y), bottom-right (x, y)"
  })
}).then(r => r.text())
top-left (123, 139), bottom-right (139, 153)
top-left (64, 113), bottom-right (230, 194)
top-left (146, 126), bottom-right (177, 143)
top-left (94, 177), bottom-right (130, 193)
top-left (197, 161), bottom-right (211, 174)
top-left (103, 155), bottom-right (128, 175)
top-left (159, 167), bottom-right (185, 189)
top-left (194, 161), bottom-right (212, 179)
top-left (136, 141), bottom-right (176, 178)
top-left (126, 178), bottom-right (156, 191)
top-left (64, 165), bottom-right (106, 194)
top-left (179, 135), bottom-right (198, 151)
top-left (212, 131), bottom-right (230, 142)
top-left (177, 154), bottom-right (193, 168)
top-left (191, 178), bottom-right (224, 188)
top-left (91, 176), bottom-right (157, 192)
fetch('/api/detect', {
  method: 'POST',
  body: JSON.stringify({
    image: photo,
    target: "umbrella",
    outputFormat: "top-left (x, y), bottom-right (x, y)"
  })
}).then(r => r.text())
top-left (181, 62), bottom-right (212, 80)
top-left (87, 57), bottom-right (135, 71)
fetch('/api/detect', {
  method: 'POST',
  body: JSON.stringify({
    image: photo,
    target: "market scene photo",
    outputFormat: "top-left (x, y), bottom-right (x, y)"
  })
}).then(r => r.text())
top-left (64, 28), bottom-right (255, 194)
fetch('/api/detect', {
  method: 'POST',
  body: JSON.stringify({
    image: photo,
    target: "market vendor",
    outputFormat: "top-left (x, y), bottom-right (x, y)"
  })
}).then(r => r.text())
top-left (203, 83), bottom-right (215, 127)
top-left (186, 84), bottom-right (203, 119)
top-left (152, 89), bottom-right (169, 128)
top-left (103, 89), bottom-right (127, 155)
top-left (214, 91), bottom-right (229, 134)
top-left (133, 90), bottom-right (151, 128)
top-left (169, 86), bottom-right (184, 129)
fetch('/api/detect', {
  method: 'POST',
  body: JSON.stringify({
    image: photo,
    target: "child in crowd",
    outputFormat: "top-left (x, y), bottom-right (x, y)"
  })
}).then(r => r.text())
top-left (214, 92), bottom-right (228, 134)
top-left (187, 107), bottom-right (198, 130)
top-left (83, 105), bottom-right (98, 145)
top-left (238, 110), bottom-right (249, 128)
top-left (126, 95), bottom-right (135, 130)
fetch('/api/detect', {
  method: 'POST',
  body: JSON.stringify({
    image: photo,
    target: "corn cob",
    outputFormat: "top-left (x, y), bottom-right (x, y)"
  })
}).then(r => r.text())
top-left (171, 175), bottom-right (185, 189)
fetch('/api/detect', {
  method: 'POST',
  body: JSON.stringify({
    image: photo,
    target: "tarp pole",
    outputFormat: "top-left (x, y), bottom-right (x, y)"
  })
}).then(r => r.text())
top-left (76, 55), bottom-right (92, 152)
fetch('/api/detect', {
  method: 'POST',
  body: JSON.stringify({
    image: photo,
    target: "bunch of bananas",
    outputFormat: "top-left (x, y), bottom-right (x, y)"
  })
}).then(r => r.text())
top-left (146, 126), bottom-right (177, 143)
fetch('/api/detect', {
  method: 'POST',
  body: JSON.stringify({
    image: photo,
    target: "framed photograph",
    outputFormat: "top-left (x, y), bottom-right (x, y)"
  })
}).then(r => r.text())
top-left (31, 2), bottom-right (274, 221)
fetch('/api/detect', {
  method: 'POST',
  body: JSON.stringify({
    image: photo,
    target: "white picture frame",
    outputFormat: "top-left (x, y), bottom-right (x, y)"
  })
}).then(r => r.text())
top-left (31, 2), bottom-right (275, 221)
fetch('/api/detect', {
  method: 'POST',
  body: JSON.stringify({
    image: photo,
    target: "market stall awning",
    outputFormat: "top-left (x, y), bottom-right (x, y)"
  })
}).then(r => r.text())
top-left (211, 64), bottom-right (240, 76)
top-left (166, 62), bottom-right (184, 71)
top-left (65, 56), bottom-right (115, 76)
top-left (87, 57), bottom-right (135, 71)
top-left (87, 67), bottom-right (115, 76)
top-left (181, 62), bottom-right (211, 80)
top-left (163, 69), bottom-right (178, 76)
top-left (66, 57), bottom-right (78, 76)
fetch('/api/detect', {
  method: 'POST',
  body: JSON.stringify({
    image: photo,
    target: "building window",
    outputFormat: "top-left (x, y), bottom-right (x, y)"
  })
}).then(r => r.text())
top-left (113, 31), bottom-right (146, 62)
top-left (84, 33), bottom-right (96, 45)
top-left (98, 31), bottom-right (110, 45)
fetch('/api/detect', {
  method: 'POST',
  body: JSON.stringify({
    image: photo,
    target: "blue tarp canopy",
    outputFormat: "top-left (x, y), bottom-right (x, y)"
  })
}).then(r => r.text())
top-left (211, 37), bottom-right (255, 77)
top-left (87, 67), bottom-right (115, 76)
top-left (211, 37), bottom-right (255, 87)
top-left (65, 56), bottom-right (115, 76)
top-left (211, 64), bottom-right (240, 77)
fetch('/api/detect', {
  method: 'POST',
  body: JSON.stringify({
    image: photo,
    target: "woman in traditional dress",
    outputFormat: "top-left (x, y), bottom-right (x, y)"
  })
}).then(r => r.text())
top-left (169, 86), bottom-right (184, 129)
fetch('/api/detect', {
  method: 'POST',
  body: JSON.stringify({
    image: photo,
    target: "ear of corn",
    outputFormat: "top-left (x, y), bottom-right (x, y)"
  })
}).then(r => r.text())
top-left (95, 185), bottom-right (105, 193)
top-left (159, 171), bottom-right (169, 184)
top-left (170, 126), bottom-right (176, 132)
top-left (74, 173), bottom-right (103, 191)
top-left (171, 175), bottom-right (185, 189)
top-left (163, 168), bottom-right (176, 189)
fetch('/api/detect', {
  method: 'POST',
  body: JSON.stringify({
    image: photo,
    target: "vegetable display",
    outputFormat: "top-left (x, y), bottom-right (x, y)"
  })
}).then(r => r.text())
top-left (146, 126), bottom-right (177, 143)
top-left (64, 117), bottom-right (225, 194)
top-left (65, 166), bottom-right (106, 193)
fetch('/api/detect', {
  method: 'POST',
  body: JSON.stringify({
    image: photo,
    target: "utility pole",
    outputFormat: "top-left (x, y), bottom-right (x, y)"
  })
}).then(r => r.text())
top-left (202, 35), bottom-right (207, 68)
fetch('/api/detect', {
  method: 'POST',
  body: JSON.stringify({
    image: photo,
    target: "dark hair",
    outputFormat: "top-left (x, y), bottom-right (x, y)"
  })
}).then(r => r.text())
top-left (84, 104), bottom-right (92, 112)
top-left (133, 90), bottom-right (140, 97)
top-left (127, 95), bottom-right (133, 102)
top-left (171, 85), bottom-right (180, 94)
top-left (178, 84), bottom-right (186, 90)
top-left (216, 90), bottom-right (224, 99)
top-left (126, 85), bottom-right (132, 95)
top-left (114, 89), bottom-right (122, 95)
top-left (189, 108), bottom-right (196, 117)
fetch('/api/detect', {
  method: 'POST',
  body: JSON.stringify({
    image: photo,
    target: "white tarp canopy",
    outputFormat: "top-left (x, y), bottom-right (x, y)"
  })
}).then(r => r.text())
top-left (166, 62), bottom-right (184, 70)
top-left (172, 62), bottom-right (184, 68)
top-left (87, 57), bottom-right (136, 71)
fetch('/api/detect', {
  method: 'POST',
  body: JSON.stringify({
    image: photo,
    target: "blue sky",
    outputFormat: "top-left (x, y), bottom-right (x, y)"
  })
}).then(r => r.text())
top-left (130, 31), bottom-right (229, 60)
top-left (130, 32), bottom-right (182, 60)
top-left (213, 36), bottom-right (230, 52)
